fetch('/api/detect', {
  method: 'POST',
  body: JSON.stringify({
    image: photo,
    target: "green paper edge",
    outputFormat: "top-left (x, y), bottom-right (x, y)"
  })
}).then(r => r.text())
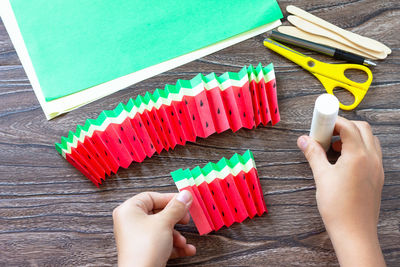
top-left (171, 150), bottom-right (255, 185)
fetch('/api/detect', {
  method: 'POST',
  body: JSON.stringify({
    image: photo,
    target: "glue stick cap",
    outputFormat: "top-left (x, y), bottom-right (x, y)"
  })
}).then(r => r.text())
top-left (314, 94), bottom-right (339, 123)
top-left (310, 94), bottom-right (339, 151)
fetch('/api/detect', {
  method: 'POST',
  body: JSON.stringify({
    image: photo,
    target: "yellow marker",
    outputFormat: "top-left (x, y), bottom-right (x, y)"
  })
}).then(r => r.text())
top-left (263, 38), bottom-right (373, 110)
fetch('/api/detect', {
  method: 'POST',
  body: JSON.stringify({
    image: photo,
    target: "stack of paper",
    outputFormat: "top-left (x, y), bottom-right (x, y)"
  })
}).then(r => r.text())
top-left (1, 0), bottom-right (283, 119)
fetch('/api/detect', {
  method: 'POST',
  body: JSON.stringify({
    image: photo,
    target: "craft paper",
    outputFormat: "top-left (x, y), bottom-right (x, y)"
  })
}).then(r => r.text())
top-left (171, 150), bottom-right (267, 235)
top-left (0, 0), bottom-right (283, 119)
top-left (55, 64), bottom-right (280, 186)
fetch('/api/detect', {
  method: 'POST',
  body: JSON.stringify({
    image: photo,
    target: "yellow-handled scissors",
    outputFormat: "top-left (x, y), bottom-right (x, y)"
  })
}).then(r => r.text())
top-left (263, 38), bottom-right (373, 110)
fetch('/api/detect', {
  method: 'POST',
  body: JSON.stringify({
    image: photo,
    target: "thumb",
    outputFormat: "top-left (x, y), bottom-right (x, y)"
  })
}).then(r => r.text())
top-left (159, 190), bottom-right (193, 226)
top-left (297, 135), bottom-right (330, 178)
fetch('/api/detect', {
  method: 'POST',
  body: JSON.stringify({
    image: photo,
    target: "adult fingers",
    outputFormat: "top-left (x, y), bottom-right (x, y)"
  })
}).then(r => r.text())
top-left (158, 190), bottom-right (193, 227)
top-left (297, 135), bottom-right (331, 179)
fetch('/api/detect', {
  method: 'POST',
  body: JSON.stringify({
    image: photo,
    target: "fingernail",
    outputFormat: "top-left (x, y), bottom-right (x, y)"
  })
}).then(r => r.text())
top-left (298, 136), bottom-right (308, 151)
top-left (176, 190), bottom-right (192, 204)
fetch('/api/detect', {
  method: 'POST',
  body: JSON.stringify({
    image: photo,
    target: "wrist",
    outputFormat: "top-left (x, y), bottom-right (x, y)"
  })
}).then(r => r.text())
top-left (117, 244), bottom-right (160, 267)
top-left (118, 252), bottom-right (158, 267)
top-left (326, 225), bottom-right (385, 267)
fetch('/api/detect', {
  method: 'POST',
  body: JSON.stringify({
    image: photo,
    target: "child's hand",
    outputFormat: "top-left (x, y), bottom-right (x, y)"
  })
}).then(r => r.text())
top-left (113, 191), bottom-right (196, 267)
top-left (297, 116), bottom-right (385, 267)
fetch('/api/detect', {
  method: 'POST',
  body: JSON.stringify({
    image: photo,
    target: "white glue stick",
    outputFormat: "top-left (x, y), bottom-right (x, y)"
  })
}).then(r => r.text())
top-left (310, 94), bottom-right (339, 151)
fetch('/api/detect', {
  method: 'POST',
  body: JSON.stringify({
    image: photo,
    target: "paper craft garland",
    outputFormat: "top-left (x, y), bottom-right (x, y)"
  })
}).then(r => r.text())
top-left (171, 150), bottom-right (266, 235)
top-left (55, 64), bottom-right (279, 186)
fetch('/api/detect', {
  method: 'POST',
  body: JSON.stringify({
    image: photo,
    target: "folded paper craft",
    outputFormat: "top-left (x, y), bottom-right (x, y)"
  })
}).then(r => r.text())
top-left (171, 150), bottom-right (267, 235)
top-left (55, 64), bottom-right (280, 186)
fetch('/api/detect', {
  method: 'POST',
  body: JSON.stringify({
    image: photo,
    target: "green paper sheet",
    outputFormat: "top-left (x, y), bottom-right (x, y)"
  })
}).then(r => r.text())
top-left (9, 0), bottom-right (282, 101)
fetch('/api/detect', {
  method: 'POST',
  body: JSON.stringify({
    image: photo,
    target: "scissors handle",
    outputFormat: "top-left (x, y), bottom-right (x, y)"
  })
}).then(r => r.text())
top-left (312, 63), bottom-right (373, 110)
top-left (263, 38), bottom-right (373, 110)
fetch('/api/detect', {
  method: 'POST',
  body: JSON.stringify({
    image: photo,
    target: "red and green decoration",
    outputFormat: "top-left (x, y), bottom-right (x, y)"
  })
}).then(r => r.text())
top-left (171, 150), bottom-right (267, 235)
top-left (55, 64), bottom-right (279, 186)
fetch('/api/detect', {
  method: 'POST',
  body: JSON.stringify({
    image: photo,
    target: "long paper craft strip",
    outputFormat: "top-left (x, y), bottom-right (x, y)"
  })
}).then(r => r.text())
top-left (55, 64), bottom-right (279, 186)
top-left (171, 150), bottom-right (267, 235)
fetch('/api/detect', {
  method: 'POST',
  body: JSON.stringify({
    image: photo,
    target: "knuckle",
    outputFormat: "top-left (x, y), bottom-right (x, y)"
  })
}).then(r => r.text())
top-left (348, 119), bottom-right (358, 129)
top-left (371, 156), bottom-right (380, 169)
top-left (354, 150), bottom-right (368, 164)
top-left (134, 198), bottom-right (148, 211)
top-left (134, 192), bottom-right (152, 206)
top-left (351, 122), bottom-right (362, 135)
top-left (360, 121), bottom-right (372, 131)
top-left (360, 151), bottom-right (369, 162)
top-left (304, 143), bottom-right (323, 167)
top-left (304, 143), bottom-right (316, 160)
top-left (136, 191), bottom-right (149, 198)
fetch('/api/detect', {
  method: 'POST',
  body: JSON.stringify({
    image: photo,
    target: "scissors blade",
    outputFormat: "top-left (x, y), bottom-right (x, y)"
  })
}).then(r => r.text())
top-left (263, 38), bottom-right (310, 68)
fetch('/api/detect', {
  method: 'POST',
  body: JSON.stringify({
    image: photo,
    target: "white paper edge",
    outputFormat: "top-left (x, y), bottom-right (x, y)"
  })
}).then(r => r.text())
top-left (0, 1), bottom-right (281, 120)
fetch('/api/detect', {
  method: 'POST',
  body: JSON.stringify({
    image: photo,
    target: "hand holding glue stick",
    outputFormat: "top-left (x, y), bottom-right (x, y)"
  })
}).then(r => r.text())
top-left (297, 95), bottom-right (385, 266)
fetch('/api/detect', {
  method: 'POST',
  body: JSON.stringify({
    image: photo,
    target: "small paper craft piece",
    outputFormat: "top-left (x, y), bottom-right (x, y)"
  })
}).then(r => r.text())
top-left (171, 150), bottom-right (267, 235)
top-left (55, 64), bottom-right (280, 186)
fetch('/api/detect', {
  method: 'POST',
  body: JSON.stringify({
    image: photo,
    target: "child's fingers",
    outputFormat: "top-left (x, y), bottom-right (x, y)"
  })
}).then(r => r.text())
top-left (178, 212), bottom-right (190, 225)
top-left (334, 117), bottom-right (364, 153)
top-left (159, 190), bottom-right (193, 227)
top-left (170, 244), bottom-right (196, 259)
top-left (123, 192), bottom-right (177, 215)
top-left (172, 229), bottom-right (187, 248)
top-left (352, 121), bottom-right (377, 153)
top-left (152, 209), bottom-right (190, 224)
top-left (297, 135), bottom-right (331, 180)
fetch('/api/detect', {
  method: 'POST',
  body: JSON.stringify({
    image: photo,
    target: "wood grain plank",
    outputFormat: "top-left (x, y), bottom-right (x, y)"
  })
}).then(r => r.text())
top-left (0, 0), bottom-right (399, 266)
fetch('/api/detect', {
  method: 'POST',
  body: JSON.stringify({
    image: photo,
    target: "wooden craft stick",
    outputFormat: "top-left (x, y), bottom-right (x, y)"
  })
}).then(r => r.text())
top-left (287, 16), bottom-right (387, 60)
top-left (286, 5), bottom-right (391, 54)
top-left (277, 26), bottom-right (384, 60)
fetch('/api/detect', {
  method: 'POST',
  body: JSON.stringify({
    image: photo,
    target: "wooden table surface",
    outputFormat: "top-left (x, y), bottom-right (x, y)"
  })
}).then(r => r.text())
top-left (0, 0), bottom-right (399, 266)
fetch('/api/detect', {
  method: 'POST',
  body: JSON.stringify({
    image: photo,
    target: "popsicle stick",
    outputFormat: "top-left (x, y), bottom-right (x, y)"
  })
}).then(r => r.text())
top-left (286, 5), bottom-right (391, 54)
top-left (287, 16), bottom-right (387, 59)
top-left (277, 26), bottom-right (383, 60)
